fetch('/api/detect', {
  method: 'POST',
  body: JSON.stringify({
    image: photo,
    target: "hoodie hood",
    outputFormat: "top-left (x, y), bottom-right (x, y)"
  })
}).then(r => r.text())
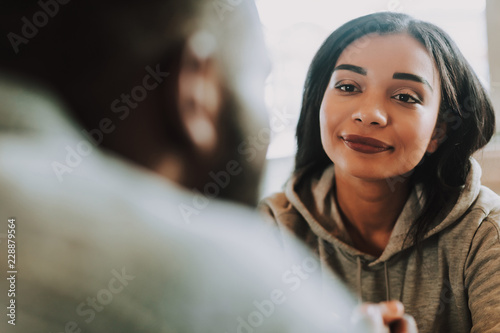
top-left (284, 160), bottom-right (482, 266)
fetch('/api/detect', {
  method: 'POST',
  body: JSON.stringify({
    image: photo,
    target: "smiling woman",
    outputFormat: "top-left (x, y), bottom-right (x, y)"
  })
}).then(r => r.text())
top-left (260, 12), bottom-right (500, 333)
top-left (320, 34), bottom-right (443, 183)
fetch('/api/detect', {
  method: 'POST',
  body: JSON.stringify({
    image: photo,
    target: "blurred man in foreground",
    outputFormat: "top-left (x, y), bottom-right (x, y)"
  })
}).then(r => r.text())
top-left (0, 1), bottom-right (414, 332)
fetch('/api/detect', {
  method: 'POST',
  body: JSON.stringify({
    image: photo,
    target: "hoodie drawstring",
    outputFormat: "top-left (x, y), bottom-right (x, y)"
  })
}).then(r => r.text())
top-left (356, 258), bottom-right (391, 303)
top-left (356, 256), bottom-right (362, 303)
top-left (384, 261), bottom-right (391, 300)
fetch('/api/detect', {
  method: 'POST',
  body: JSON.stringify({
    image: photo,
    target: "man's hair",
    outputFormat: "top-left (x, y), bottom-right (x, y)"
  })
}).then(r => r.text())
top-left (1, 1), bottom-right (210, 131)
top-left (0, 0), bottom-right (268, 206)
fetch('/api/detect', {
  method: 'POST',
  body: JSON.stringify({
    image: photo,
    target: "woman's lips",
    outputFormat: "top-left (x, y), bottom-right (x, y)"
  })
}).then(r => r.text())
top-left (341, 135), bottom-right (393, 154)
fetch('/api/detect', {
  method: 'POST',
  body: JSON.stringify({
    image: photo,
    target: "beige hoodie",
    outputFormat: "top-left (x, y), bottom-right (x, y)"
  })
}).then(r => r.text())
top-left (260, 160), bottom-right (500, 333)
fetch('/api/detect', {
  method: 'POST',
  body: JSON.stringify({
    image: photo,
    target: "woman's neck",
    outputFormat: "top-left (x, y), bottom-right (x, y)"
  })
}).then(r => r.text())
top-left (334, 167), bottom-right (411, 257)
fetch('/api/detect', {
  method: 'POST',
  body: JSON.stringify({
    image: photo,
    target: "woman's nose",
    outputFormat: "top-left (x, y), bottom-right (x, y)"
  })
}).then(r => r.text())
top-left (351, 103), bottom-right (388, 127)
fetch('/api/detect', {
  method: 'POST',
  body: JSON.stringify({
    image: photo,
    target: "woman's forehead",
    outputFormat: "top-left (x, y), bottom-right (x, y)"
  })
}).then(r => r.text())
top-left (335, 33), bottom-right (439, 87)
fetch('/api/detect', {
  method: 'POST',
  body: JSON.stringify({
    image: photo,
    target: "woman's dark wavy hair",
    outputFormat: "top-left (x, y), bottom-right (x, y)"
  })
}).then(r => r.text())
top-left (295, 12), bottom-right (495, 247)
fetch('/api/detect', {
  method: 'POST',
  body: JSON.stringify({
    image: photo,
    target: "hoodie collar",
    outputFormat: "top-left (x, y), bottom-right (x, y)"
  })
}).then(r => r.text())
top-left (285, 160), bottom-right (482, 265)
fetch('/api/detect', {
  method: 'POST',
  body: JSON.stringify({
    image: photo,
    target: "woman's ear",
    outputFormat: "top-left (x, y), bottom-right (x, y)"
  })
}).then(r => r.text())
top-left (177, 30), bottom-right (221, 156)
top-left (426, 121), bottom-right (447, 153)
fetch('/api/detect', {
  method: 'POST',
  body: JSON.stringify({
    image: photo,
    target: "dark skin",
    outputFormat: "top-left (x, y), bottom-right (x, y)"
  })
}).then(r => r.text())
top-left (320, 34), bottom-right (444, 259)
top-left (335, 171), bottom-right (410, 257)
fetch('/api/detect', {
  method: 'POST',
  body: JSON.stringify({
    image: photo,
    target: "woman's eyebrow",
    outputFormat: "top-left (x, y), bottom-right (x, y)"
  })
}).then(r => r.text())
top-left (393, 72), bottom-right (433, 91)
top-left (333, 64), bottom-right (367, 75)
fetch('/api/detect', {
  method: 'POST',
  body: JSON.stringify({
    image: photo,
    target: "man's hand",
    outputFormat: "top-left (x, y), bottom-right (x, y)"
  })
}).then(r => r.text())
top-left (352, 300), bottom-right (418, 333)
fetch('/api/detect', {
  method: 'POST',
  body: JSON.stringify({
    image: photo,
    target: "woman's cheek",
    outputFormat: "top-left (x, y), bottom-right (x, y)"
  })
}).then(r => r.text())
top-left (320, 106), bottom-right (334, 138)
top-left (396, 128), bottom-right (430, 172)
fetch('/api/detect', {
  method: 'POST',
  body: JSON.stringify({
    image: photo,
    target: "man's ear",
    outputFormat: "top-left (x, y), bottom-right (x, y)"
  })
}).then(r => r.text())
top-left (426, 121), bottom-right (447, 153)
top-left (177, 30), bottom-right (221, 155)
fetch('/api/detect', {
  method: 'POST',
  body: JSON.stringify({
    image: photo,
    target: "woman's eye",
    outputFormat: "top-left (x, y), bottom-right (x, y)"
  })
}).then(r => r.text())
top-left (336, 84), bottom-right (359, 93)
top-left (393, 93), bottom-right (420, 104)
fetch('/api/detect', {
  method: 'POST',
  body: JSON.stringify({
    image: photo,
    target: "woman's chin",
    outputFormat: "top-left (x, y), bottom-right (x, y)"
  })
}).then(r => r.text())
top-left (334, 164), bottom-right (413, 184)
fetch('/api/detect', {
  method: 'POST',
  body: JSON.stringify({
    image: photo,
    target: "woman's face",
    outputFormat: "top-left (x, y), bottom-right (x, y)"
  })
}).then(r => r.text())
top-left (319, 33), bottom-right (443, 181)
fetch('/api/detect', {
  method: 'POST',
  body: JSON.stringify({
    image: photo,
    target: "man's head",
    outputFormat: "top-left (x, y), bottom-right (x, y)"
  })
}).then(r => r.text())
top-left (0, 0), bottom-right (271, 205)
